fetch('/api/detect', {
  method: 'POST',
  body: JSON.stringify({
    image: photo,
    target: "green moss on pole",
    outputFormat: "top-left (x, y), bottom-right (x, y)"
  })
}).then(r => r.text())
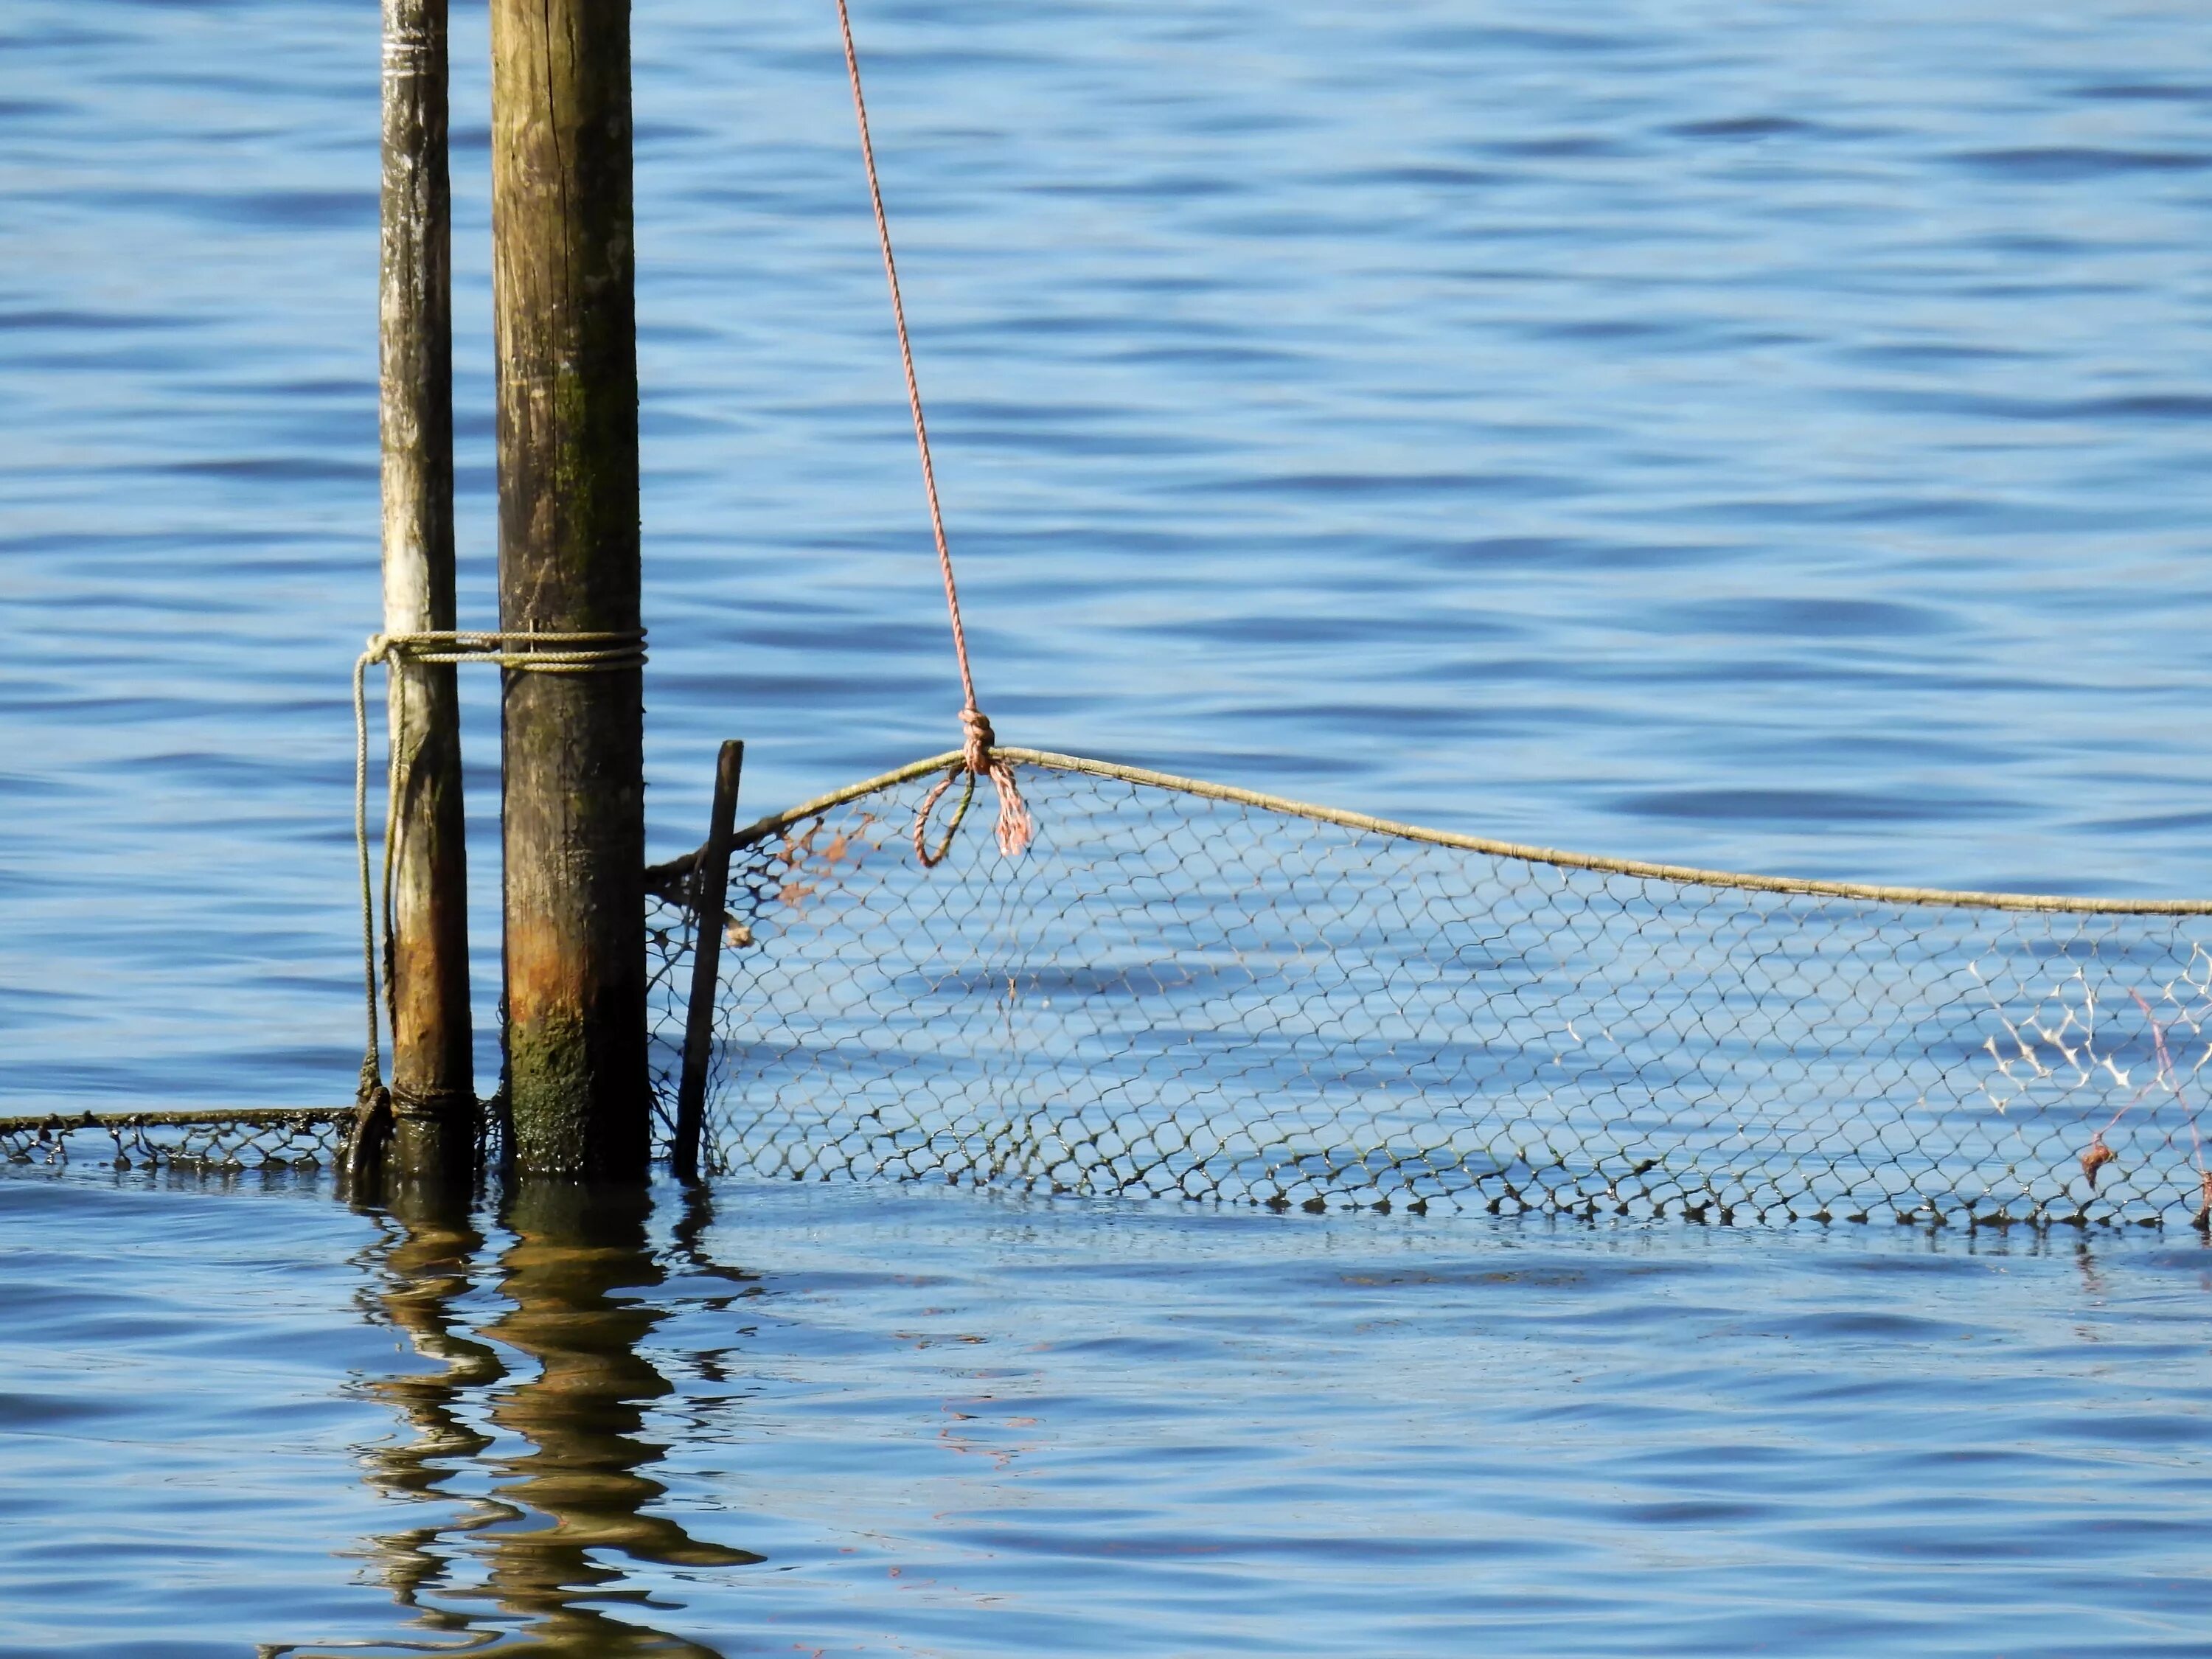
top-left (490, 0), bottom-right (647, 1178)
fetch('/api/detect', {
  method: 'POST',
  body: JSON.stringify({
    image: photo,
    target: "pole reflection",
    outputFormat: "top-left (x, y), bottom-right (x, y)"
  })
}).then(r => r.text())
top-left (349, 1176), bottom-right (508, 1646)
top-left (279, 1179), bottom-right (758, 1658)
top-left (475, 1180), bottom-right (759, 1652)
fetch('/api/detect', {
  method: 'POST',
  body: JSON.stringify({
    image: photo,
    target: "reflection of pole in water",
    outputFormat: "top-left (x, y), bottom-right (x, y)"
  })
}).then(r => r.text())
top-left (272, 1180), bottom-right (756, 1658)
top-left (352, 1176), bottom-right (506, 1633)
top-left (477, 1180), bottom-right (759, 1652)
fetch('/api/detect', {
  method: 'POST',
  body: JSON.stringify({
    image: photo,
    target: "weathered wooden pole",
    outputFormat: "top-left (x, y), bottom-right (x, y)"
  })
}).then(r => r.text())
top-left (380, 0), bottom-right (474, 1175)
top-left (490, 0), bottom-right (648, 1177)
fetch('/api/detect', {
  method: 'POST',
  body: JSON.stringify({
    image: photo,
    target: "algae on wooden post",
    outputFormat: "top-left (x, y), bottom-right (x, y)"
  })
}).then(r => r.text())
top-left (489, 0), bottom-right (648, 1177)
top-left (380, 0), bottom-right (474, 1175)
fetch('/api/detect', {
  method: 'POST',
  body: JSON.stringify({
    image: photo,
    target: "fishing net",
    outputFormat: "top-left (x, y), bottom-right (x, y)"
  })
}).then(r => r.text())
top-left (0, 1107), bottom-right (357, 1173)
top-left (647, 749), bottom-right (2212, 1230)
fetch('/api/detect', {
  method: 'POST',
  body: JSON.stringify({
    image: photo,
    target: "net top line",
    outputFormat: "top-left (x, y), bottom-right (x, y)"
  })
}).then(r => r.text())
top-left (709, 747), bottom-right (2212, 917)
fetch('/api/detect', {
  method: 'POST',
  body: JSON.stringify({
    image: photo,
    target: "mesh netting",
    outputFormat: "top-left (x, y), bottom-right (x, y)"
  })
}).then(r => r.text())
top-left (647, 891), bottom-right (700, 1144)
top-left (0, 1108), bottom-right (357, 1172)
top-left (648, 751), bottom-right (2212, 1229)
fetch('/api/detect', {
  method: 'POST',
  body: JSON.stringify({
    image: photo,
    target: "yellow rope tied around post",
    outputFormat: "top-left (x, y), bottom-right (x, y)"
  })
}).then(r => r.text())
top-left (352, 630), bottom-right (647, 1124)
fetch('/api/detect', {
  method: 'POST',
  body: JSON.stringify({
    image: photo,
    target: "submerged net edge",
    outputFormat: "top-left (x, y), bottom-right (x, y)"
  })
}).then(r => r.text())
top-left (0, 1107), bottom-right (361, 1172)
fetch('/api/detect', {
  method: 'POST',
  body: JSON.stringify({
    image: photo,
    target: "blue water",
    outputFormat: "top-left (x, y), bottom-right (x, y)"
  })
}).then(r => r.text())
top-left (8, 1173), bottom-right (2212, 1658)
top-left (6, 0), bottom-right (2212, 1651)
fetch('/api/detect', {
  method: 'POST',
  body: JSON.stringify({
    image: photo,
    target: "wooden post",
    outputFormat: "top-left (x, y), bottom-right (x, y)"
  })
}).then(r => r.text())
top-left (381, 0), bottom-right (474, 1175)
top-left (490, 0), bottom-right (647, 1177)
top-left (674, 741), bottom-right (743, 1184)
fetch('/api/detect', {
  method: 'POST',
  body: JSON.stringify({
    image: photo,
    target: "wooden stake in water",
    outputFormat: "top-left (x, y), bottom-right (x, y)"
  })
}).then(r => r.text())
top-left (675, 741), bottom-right (744, 1185)
top-left (380, 0), bottom-right (473, 1175)
top-left (490, 0), bottom-right (647, 1177)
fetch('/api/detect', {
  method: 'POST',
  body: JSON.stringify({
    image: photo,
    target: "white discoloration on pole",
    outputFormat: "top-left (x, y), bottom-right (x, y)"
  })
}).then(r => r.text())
top-left (380, 0), bottom-right (473, 1174)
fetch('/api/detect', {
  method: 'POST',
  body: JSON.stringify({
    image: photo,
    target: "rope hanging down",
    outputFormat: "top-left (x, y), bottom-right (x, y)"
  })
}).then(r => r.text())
top-left (832, 0), bottom-right (1032, 866)
top-left (352, 630), bottom-right (647, 1110)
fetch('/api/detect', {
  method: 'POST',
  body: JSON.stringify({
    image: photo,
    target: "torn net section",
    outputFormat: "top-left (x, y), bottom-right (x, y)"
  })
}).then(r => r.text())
top-left (653, 759), bottom-right (2212, 1227)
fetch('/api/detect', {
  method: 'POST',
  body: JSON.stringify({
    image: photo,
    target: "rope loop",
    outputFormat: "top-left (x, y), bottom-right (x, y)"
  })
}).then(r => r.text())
top-left (366, 627), bottom-right (647, 673)
top-left (911, 706), bottom-right (1034, 867)
top-left (912, 765), bottom-right (978, 869)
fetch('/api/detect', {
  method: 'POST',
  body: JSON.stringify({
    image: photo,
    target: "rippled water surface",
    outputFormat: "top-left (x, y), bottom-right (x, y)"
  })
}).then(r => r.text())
top-left (7, 1172), bottom-right (2212, 1658)
top-left (6, 0), bottom-right (2212, 1652)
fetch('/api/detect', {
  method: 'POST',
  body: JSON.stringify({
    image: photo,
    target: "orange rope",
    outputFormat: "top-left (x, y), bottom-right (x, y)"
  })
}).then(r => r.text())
top-left (832, 0), bottom-right (1032, 863)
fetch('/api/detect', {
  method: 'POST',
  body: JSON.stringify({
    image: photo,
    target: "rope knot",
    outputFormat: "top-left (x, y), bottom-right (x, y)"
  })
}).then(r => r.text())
top-left (960, 706), bottom-right (995, 773)
top-left (913, 706), bottom-right (1033, 867)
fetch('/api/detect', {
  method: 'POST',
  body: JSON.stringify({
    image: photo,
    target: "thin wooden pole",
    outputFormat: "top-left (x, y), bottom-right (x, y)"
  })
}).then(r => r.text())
top-left (674, 741), bottom-right (743, 1184)
top-left (380, 0), bottom-right (473, 1177)
top-left (489, 0), bottom-right (647, 1177)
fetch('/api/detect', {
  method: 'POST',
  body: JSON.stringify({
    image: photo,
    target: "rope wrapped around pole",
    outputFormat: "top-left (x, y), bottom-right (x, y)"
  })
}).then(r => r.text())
top-left (352, 629), bottom-right (647, 1116)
